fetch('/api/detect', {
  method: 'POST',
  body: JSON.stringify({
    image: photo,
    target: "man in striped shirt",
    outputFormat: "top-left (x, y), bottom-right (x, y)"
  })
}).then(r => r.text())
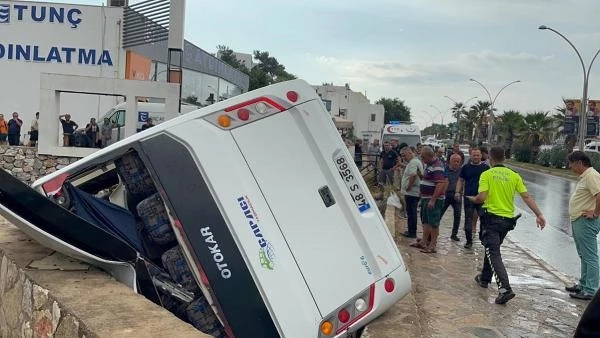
top-left (416, 146), bottom-right (448, 253)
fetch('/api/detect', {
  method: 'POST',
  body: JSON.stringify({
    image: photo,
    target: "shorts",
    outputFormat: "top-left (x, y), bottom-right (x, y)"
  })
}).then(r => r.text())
top-left (420, 198), bottom-right (445, 227)
top-left (0, 134), bottom-right (6, 142)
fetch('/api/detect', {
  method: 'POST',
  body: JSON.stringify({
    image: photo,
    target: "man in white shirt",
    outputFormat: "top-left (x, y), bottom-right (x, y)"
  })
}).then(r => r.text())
top-left (29, 112), bottom-right (39, 147)
top-left (400, 146), bottom-right (423, 238)
top-left (566, 151), bottom-right (600, 300)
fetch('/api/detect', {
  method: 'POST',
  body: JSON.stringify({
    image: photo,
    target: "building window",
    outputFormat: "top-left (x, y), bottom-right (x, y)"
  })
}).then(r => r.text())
top-left (322, 99), bottom-right (332, 112)
top-left (371, 113), bottom-right (376, 122)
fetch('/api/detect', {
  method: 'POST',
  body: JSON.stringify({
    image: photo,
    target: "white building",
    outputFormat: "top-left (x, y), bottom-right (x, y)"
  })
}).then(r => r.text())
top-left (0, 1), bottom-right (124, 140)
top-left (233, 52), bottom-right (254, 69)
top-left (0, 0), bottom-right (249, 146)
top-left (313, 83), bottom-right (384, 142)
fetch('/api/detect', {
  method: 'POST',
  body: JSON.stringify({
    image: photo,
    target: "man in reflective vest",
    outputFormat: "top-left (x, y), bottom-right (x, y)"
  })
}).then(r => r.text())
top-left (466, 146), bottom-right (546, 304)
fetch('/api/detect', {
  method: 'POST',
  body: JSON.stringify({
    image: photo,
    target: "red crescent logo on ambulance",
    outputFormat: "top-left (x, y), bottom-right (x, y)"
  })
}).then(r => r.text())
top-left (386, 126), bottom-right (395, 133)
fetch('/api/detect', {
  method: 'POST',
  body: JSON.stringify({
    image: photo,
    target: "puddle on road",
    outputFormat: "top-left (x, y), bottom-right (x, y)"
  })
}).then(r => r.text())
top-left (510, 275), bottom-right (560, 289)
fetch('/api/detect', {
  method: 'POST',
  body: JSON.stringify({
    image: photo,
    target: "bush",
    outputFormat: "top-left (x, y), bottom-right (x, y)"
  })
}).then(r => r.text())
top-left (550, 148), bottom-right (568, 168)
top-left (587, 152), bottom-right (600, 172)
top-left (512, 142), bottom-right (532, 163)
top-left (538, 148), bottom-right (600, 170)
top-left (537, 147), bottom-right (568, 168)
top-left (536, 149), bottom-right (551, 167)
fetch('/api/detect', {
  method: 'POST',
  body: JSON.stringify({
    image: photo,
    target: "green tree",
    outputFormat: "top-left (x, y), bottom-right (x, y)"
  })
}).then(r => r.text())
top-left (422, 123), bottom-right (451, 139)
top-left (217, 46), bottom-right (296, 91)
top-left (462, 109), bottom-right (480, 143)
top-left (250, 50), bottom-right (296, 90)
top-left (217, 45), bottom-right (249, 74)
top-left (375, 98), bottom-right (412, 123)
top-left (552, 106), bottom-right (577, 152)
top-left (495, 110), bottom-right (524, 158)
top-left (449, 102), bottom-right (468, 142)
top-left (451, 102), bottom-right (467, 120)
top-left (469, 100), bottom-right (494, 142)
top-left (552, 106), bottom-right (567, 123)
top-left (521, 111), bottom-right (554, 161)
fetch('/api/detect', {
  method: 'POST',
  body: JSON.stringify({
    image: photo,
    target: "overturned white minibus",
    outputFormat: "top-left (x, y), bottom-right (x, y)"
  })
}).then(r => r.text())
top-left (0, 79), bottom-right (410, 337)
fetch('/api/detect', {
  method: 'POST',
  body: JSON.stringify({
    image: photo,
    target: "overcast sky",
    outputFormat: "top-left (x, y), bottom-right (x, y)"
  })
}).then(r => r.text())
top-left (50, 0), bottom-right (600, 128)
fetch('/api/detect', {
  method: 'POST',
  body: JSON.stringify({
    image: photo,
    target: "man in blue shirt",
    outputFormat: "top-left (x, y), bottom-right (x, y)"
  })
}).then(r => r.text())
top-left (7, 112), bottom-right (22, 146)
top-left (379, 141), bottom-right (399, 186)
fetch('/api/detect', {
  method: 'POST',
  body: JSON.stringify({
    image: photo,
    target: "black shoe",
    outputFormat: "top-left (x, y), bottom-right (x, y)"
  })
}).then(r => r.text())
top-left (464, 242), bottom-right (473, 249)
top-left (450, 235), bottom-right (460, 241)
top-left (474, 274), bottom-right (489, 288)
top-left (402, 231), bottom-right (417, 238)
top-left (565, 284), bottom-right (581, 293)
top-left (569, 291), bottom-right (593, 300)
top-left (495, 290), bottom-right (516, 304)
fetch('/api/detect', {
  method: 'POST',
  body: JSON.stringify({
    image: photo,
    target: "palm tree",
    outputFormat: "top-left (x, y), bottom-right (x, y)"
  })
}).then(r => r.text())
top-left (495, 110), bottom-right (524, 158)
top-left (520, 111), bottom-right (554, 161)
top-left (462, 109), bottom-right (480, 142)
top-left (451, 102), bottom-right (467, 120)
top-left (552, 106), bottom-right (577, 152)
top-left (450, 102), bottom-right (469, 142)
top-left (553, 106), bottom-right (567, 123)
top-left (469, 100), bottom-right (494, 142)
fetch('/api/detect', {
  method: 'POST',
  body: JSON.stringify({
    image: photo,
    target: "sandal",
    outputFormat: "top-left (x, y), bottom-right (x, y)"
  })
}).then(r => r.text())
top-left (409, 242), bottom-right (425, 248)
top-left (420, 247), bottom-right (437, 253)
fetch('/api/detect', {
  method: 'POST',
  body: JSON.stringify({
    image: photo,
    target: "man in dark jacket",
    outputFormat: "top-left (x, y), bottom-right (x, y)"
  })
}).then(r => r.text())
top-left (7, 112), bottom-right (23, 146)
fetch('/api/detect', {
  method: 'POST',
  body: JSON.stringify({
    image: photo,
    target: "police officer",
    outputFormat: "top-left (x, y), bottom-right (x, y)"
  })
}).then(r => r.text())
top-left (466, 146), bottom-right (546, 304)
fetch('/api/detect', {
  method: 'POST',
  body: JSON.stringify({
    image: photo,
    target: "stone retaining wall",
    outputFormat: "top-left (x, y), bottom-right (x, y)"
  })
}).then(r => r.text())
top-left (0, 146), bottom-right (80, 184)
top-left (0, 254), bottom-right (93, 338)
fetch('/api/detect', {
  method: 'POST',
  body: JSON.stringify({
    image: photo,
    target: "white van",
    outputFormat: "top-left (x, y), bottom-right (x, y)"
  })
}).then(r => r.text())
top-left (101, 101), bottom-right (199, 144)
top-left (381, 121), bottom-right (422, 148)
top-left (3, 79), bottom-right (410, 337)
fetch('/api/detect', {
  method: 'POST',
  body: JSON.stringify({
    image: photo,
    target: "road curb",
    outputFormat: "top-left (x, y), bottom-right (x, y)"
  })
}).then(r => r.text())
top-left (506, 235), bottom-right (574, 285)
top-left (506, 161), bottom-right (576, 181)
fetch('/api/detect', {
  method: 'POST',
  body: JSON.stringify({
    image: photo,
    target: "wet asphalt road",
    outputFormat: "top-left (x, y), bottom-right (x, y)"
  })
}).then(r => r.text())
top-left (507, 166), bottom-right (600, 280)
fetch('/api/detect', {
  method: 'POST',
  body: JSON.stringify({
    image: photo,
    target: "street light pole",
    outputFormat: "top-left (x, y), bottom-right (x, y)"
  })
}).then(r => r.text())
top-left (422, 110), bottom-right (435, 126)
top-left (469, 78), bottom-right (521, 144)
top-left (539, 25), bottom-right (600, 151)
top-left (429, 104), bottom-right (446, 125)
top-left (444, 96), bottom-right (478, 142)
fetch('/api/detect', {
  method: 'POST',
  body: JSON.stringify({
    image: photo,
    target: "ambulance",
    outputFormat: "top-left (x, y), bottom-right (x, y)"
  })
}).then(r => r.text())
top-left (1, 79), bottom-right (411, 337)
top-left (380, 121), bottom-right (422, 148)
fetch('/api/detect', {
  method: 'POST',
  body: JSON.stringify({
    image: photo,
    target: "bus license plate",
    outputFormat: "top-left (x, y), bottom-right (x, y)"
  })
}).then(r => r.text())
top-left (334, 154), bottom-right (371, 213)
